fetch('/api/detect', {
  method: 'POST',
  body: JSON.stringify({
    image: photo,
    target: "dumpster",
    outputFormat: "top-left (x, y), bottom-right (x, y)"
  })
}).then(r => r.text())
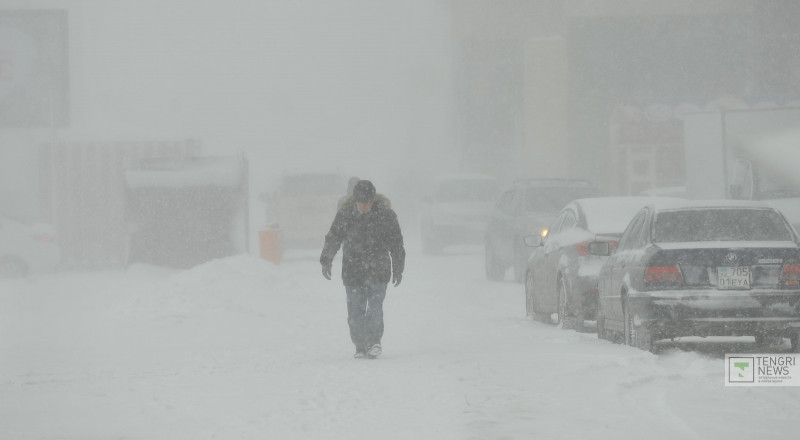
top-left (123, 152), bottom-right (249, 268)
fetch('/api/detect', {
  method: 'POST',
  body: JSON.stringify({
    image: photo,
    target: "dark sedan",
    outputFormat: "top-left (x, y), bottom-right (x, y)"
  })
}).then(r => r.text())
top-left (594, 200), bottom-right (800, 352)
top-left (524, 197), bottom-right (675, 329)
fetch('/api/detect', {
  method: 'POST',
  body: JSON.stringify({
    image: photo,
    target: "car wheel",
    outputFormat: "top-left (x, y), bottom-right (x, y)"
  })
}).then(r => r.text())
top-left (0, 255), bottom-right (29, 278)
top-left (527, 272), bottom-right (549, 322)
top-left (574, 311), bottom-right (586, 332)
top-left (525, 271), bottom-right (534, 317)
top-left (623, 298), bottom-right (633, 345)
top-left (624, 298), bottom-right (653, 352)
top-left (485, 242), bottom-right (505, 281)
top-left (513, 241), bottom-right (527, 284)
top-left (556, 278), bottom-right (571, 329)
top-left (596, 313), bottom-right (607, 340)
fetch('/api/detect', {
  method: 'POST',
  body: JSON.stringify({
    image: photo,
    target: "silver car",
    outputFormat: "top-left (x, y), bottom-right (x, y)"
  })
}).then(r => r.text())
top-left (523, 197), bottom-right (676, 329)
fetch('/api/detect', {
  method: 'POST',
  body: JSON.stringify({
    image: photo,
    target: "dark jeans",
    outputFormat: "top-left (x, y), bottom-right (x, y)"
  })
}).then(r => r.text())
top-left (345, 283), bottom-right (387, 351)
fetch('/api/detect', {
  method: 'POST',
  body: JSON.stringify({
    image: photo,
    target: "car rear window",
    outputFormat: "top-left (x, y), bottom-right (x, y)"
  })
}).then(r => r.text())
top-left (653, 208), bottom-right (794, 242)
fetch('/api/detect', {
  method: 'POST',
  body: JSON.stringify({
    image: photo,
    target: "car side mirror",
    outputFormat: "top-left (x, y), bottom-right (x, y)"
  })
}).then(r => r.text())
top-left (523, 235), bottom-right (543, 247)
top-left (588, 241), bottom-right (610, 256)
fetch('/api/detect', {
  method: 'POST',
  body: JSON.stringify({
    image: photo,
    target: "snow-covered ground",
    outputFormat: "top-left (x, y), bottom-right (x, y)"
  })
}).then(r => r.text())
top-left (2, 244), bottom-right (799, 439)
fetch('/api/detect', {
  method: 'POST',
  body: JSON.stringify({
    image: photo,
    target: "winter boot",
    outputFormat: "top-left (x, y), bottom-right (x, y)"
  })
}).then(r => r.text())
top-left (366, 344), bottom-right (382, 359)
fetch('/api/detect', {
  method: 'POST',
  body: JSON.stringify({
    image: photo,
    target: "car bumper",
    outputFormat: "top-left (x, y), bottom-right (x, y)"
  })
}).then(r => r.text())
top-left (629, 289), bottom-right (800, 338)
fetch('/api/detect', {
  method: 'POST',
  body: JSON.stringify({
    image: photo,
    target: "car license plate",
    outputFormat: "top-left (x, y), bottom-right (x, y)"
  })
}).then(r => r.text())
top-left (717, 266), bottom-right (751, 290)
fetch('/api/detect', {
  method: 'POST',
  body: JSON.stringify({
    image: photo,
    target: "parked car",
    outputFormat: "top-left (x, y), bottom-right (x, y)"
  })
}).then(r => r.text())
top-left (485, 179), bottom-right (603, 282)
top-left (262, 173), bottom-right (346, 249)
top-left (420, 174), bottom-right (500, 254)
top-left (593, 199), bottom-right (800, 352)
top-left (523, 197), bottom-right (677, 329)
top-left (0, 216), bottom-right (61, 278)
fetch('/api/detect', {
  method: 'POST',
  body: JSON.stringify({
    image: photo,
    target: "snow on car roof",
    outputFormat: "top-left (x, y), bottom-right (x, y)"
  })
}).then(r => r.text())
top-left (647, 198), bottom-right (781, 212)
top-left (656, 240), bottom-right (798, 250)
top-left (574, 196), bottom-right (680, 233)
top-left (570, 197), bottom-right (781, 236)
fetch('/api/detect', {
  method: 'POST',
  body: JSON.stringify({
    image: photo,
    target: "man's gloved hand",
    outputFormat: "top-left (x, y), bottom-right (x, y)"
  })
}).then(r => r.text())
top-left (392, 273), bottom-right (402, 287)
top-left (322, 264), bottom-right (332, 280)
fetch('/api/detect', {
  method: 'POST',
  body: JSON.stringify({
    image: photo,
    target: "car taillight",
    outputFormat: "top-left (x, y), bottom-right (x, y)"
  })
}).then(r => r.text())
top-left (576, 240), bottom-right (618, 256)
top-left (32, 234), bottom-right (56, 242)
top-left (780, 262), bottom-right (800, 285)
top-left (644, 265), bottom-right (684, 283)
top-left (575, 241), bottom-right (591, 256)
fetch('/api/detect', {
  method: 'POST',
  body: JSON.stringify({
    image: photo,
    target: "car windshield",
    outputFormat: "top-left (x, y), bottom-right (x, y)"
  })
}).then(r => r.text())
top-left (653, 208), bottom-right (794, 242)
top-left (524, 187), bottom-right (602, 213)
top-left (436, 180), bottom-right (499, 202)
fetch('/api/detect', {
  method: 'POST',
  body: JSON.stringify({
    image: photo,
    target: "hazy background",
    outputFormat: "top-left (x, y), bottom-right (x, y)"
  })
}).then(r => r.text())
top-left (3, 0), bottom-right (800, 267)
top-left (61, 0), bottom-right (455, 188)
top-left (0, 0), bottom-right (455, 218)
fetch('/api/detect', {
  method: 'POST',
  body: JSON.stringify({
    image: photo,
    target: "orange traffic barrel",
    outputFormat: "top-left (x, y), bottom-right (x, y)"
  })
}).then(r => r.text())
top-left (259, 227), bottom-right (282, 264)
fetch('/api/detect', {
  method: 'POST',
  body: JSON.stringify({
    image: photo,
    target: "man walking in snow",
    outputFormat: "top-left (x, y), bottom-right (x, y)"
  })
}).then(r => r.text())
top-left (320, 179), bottom-right (405, 359)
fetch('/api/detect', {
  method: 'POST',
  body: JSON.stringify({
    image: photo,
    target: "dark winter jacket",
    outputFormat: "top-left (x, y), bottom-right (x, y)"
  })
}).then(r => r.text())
top-left (320, 194), bottom-right (405, 286)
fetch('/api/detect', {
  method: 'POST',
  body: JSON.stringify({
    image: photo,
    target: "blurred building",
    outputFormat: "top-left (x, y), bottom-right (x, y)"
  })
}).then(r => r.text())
top-left (446, 0), bottom-right (800, 193)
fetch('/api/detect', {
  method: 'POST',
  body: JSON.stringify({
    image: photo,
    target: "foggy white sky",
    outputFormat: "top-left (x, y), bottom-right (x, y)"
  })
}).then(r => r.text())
top-left (66, 0), bottom-right (456, 189)
top-left (5, 1), bottom-right (800, 225)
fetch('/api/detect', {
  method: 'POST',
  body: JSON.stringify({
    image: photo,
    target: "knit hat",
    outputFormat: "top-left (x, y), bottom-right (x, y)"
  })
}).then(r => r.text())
top-left (353, 180), bottom-right (376, 203)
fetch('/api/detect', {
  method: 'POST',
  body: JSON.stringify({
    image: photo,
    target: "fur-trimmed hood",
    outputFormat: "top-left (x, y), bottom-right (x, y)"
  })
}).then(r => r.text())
top-left (339, 193), bottom-right (392, 211)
